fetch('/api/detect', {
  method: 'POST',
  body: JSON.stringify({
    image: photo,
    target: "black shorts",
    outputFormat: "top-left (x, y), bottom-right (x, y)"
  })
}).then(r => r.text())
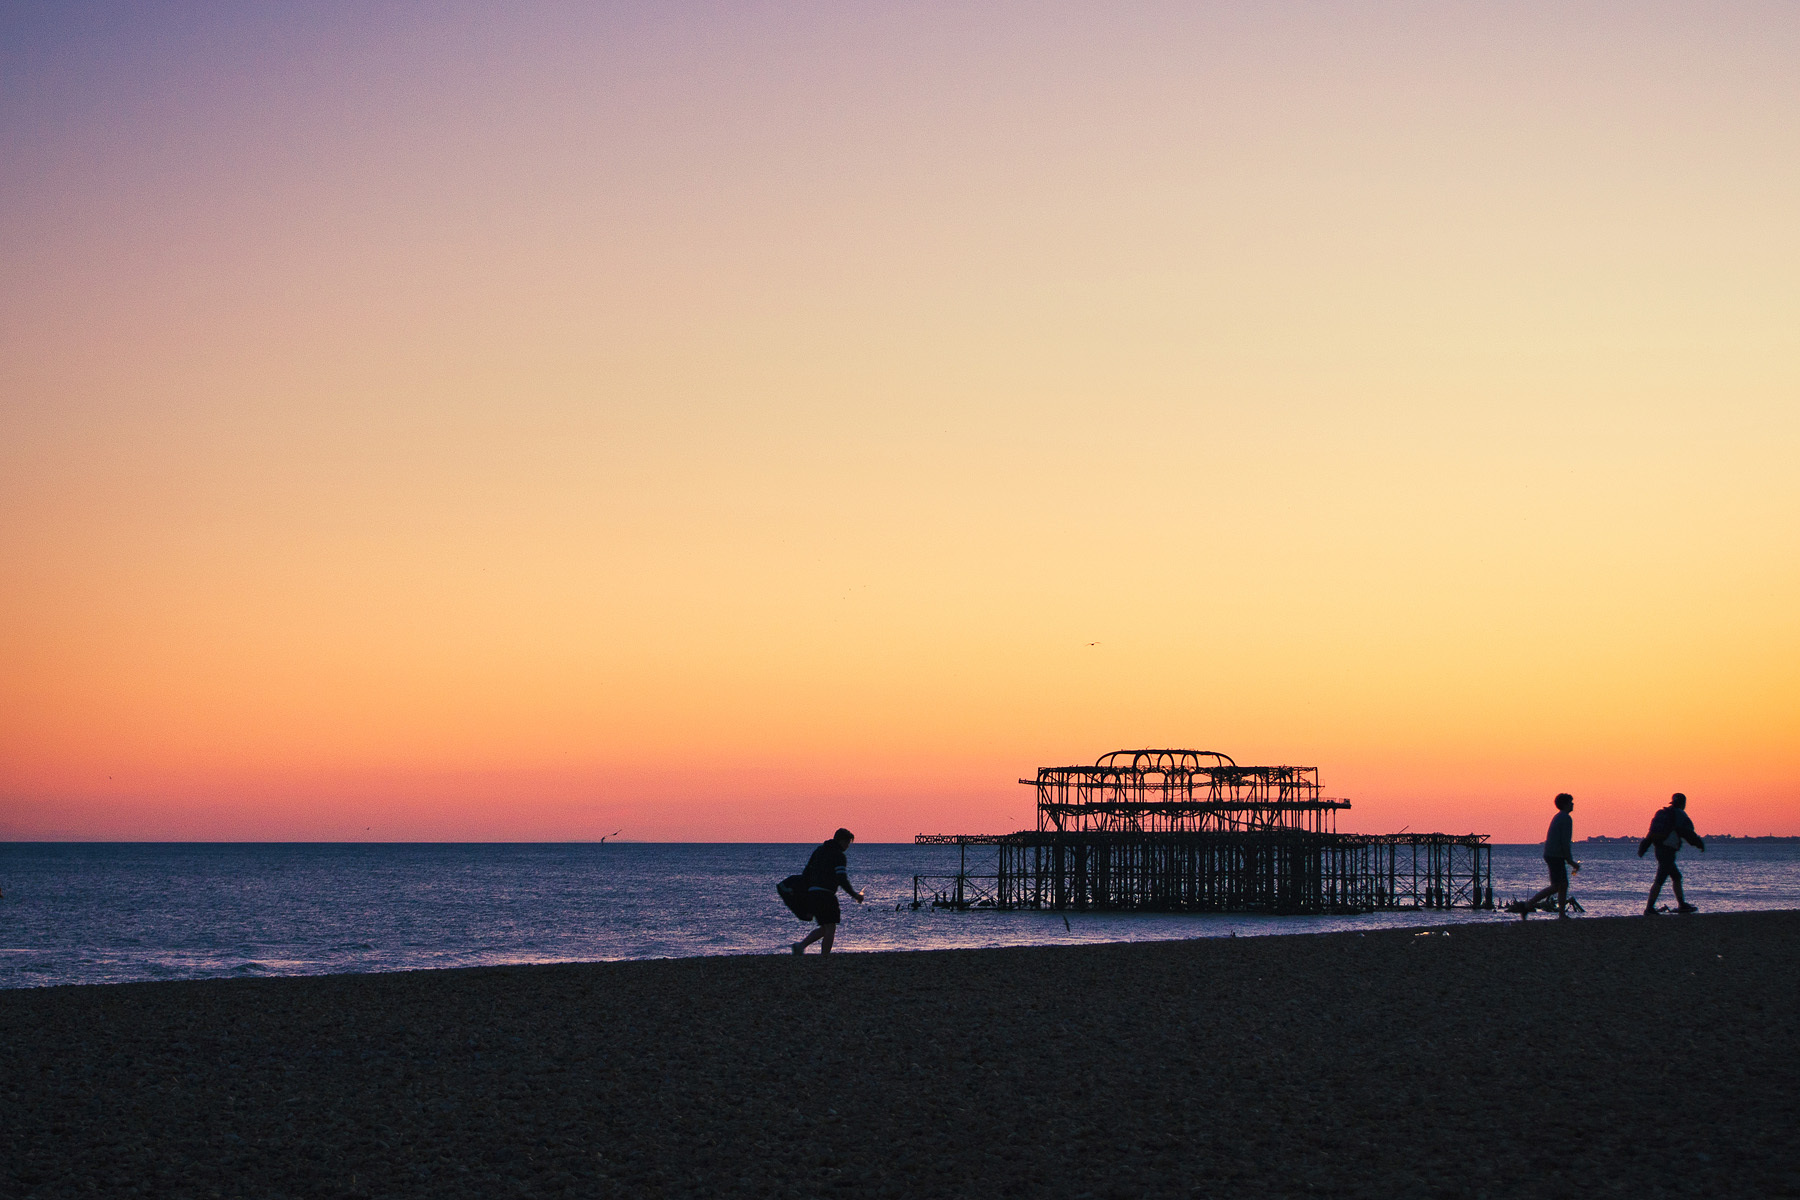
top-left (1654, 847), bottom-right (1681, 876)
top-left (1545, 857), bottom-right (1568, 890)
top-left (808, 889), bottom-right (841, 925)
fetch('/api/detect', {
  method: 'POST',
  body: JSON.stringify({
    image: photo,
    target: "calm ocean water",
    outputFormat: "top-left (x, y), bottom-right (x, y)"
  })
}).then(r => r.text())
top-left (2, 841), bottom-right (1797, 989)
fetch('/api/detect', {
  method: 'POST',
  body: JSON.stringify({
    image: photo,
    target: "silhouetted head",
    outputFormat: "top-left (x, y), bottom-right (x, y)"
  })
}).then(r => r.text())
top-left (1671, 793), bottom-right (1687, 809)
top-left (1555, 793), bottom-right (1573, 812)
top-left (834, 828), bottom-right (855, 847)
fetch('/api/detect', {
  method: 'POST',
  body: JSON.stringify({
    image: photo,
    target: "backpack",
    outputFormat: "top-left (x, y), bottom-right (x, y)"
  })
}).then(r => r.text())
top-left (776, 874), bottom-right (813, 921)
top-left (1647, 807), bottom-right (1682, 848)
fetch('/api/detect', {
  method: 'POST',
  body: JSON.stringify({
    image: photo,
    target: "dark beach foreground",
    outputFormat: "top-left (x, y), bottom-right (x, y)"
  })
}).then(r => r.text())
top-left (5, 913), bottom-right (1796, 1199)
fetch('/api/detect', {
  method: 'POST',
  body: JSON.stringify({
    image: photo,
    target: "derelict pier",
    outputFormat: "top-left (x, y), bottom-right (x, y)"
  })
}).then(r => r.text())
top-left (914, 749), bottom-right (1492, 915)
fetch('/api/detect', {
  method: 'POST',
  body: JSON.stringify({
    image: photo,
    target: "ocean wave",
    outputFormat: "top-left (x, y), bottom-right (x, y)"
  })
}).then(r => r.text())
top-left (5, 842), bottom-right (1797, 988)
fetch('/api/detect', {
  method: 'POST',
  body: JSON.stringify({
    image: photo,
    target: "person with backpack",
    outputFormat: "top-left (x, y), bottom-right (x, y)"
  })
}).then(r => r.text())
top-left (1639, 792), bottom-right (1705, 915)
top-left (790, 828), bottom-right (865, 955)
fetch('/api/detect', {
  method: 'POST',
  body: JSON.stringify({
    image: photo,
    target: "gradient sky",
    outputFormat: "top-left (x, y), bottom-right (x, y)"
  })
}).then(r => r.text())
top-left (3, 2), bottom-right (1796, 842)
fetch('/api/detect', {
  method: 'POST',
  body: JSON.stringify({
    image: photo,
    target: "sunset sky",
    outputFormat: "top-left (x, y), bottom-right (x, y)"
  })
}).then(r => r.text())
top-left (3, 2), bottom-right (1796, 842)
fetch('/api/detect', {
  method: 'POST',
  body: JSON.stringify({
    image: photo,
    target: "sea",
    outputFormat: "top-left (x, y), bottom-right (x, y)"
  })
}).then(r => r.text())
top-left (3, 840), bottom-right (1798, 989)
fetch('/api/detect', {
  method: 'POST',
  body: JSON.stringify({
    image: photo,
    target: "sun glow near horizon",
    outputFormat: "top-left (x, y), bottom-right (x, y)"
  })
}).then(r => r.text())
top-left (3, 2), bottom-right (1797, 843)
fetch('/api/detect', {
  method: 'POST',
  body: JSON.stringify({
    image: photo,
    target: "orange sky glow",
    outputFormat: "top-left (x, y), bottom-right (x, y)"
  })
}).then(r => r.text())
top-left (3, 3), bottom-right (1797, 842)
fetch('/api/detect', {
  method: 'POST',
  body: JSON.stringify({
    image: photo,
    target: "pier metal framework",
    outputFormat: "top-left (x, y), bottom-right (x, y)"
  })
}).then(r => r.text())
top-left (1028, 749), bottom-right (1347, 835)
top-left (915, 749), bottom-right (1492, 915)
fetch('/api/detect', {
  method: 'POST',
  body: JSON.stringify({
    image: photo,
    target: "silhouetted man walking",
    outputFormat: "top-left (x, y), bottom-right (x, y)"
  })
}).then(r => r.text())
top-left (791, 828), bottom-right (864, 955)
top-left (1639, 793), bottom-right (1705, 915)
top-left (1517, 793), bottom-right (1578, 916)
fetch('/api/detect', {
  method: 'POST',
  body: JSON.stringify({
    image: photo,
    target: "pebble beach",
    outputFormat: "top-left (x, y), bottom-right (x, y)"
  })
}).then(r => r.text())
top-left (5, 911), bottom-right (1796, 1199)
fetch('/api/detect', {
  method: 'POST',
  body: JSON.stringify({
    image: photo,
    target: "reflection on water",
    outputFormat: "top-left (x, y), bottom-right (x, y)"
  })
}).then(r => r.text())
top-left (1, 841), bottom-right (1795, 988)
